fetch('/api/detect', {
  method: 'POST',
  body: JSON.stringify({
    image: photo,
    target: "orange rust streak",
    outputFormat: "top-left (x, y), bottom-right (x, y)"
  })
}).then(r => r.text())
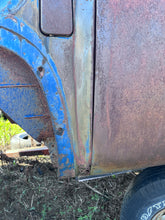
top-left (72, 32), bottom-right (86, 165)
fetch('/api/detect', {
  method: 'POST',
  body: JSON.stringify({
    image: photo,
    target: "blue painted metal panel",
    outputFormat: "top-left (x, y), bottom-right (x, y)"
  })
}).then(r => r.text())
top-left (0, 14), bottom-right (75, 177)
top-left (0, 0), bottom-right (95, 178)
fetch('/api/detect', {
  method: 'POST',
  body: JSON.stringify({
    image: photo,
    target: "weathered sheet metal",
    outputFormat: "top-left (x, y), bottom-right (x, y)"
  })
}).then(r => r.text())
top-left (0, 0), bottom-right (95, 177)
top-left (3, 146), bottom-right (49, 158)
top-left (0, 10), bottom-right (75, 177)
top-left (0, 47), bottom-right (54, 143)
top-left (71, 0), bottom-right (95, 170)
top-left (92, 0), bottom-right (165, 175)
top-left (2, 0), bottom-right (165, 179)
top-left (40, 0), bottom-right (73, 36)
top-left (49, 0), bottom-right (95, 173)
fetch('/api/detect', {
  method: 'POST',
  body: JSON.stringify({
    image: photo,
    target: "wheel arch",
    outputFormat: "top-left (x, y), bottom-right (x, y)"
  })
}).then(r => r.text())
top-left (0, 17), bottom-right (75, 177)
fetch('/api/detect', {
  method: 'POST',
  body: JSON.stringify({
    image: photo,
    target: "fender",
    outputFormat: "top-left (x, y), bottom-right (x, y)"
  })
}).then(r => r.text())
top-left (0, 16), bottom-right (75, 177)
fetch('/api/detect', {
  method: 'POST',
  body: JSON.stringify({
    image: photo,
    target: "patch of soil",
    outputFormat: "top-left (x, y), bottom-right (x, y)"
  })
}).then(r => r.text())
top-left (0, 156), bottom-right (135, 220)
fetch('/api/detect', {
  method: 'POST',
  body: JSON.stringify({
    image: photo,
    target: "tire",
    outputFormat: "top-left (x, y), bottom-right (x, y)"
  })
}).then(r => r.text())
top-left (120, 166), bottom-right (165, 220)
top-left (10, 132), bottom-right (41, 150)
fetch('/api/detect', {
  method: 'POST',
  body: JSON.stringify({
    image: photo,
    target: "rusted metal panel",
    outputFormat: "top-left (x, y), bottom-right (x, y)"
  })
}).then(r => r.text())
top-left (3, 146), bottom-right (49, 158)
top-left (0, 18), bottom-right (76, 177)
top-left (50, 0), bottom-right (95, 173)
top-left (40, 0), bottom-right (73, 36)
top-left (92, 0), bottom-right (165, 175)
top-left (0, 47), bottom-right (54, 143)
top-left (0, 46), bottom-right (59, 169)
top-left (0, 0), bottom-right (93, 178)
top-left (71, 0), bottom-right (95, 170)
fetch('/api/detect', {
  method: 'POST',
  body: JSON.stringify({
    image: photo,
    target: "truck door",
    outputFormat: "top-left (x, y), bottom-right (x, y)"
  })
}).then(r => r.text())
top-left (92, 0), bottom-right (165, 176)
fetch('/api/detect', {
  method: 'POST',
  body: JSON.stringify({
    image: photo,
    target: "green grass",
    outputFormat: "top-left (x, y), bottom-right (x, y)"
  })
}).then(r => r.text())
top-left (0, 117), bottom-right (24, 148)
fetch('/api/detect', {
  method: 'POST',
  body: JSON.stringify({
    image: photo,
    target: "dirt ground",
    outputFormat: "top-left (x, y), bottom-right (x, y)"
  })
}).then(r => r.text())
top-left (0, 155), bottom-right (135, 220)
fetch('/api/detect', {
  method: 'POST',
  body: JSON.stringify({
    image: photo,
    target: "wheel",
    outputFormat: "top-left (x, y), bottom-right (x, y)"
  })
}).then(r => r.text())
top-left (120, 166), bottom-right (165, 220)
top-left (10, 132), bottom-right (41, 150)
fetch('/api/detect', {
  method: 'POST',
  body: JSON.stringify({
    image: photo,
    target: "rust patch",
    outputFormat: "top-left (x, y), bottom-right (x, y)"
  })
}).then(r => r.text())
top-left (2, 146), bottom-right (49, 158)
top-left (56, 127), bottom-right (64, 136)
top-left (5, 14), bottom-right (17, 23)
top-left (62, 168), bottom-right (75, 178)
top-left (0, 47), bottom-right (55, 144)
top-left (78, 165), bottom-right (91, 176)
top-left (37, 66), bottom-right (45, 78)
top-left (92, 0), bottom-right (165, 175)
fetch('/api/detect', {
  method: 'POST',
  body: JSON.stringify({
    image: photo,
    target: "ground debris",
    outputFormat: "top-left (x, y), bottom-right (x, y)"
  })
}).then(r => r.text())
top-left (0, 156), bottom-right (135, 220)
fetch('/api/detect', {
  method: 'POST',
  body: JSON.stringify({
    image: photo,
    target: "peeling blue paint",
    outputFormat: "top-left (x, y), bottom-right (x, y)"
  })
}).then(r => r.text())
top-left (0, 16), bottom-right (75, 177)
top-left (0, 0), bottom-right (27, 16)
top-left (85, 134), bottom-right (90, 154)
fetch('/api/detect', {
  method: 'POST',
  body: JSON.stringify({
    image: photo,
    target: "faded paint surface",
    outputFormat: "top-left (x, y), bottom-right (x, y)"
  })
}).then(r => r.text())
top-left (0, 0), bottom-right (95, 177)
top-left (0, 0), bottom-right (75, 177)
top-left (92, 0), bottom-right (165, 175)
top-left (0, 47), bottom-right (54, 142)
top-left (2, 0), bottom-right (165, 178)
top-left (49, 0), bottom-right (95, 171)
top-left (40, 0), bottom-right (73, 36)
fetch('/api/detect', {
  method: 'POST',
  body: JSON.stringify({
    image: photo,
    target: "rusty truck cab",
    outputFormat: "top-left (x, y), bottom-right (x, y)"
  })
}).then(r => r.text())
top-left (1, 1), bottom-right (165, 219)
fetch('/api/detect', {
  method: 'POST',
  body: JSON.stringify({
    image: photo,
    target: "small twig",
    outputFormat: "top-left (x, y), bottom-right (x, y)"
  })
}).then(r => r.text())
top-left (90, 198), bottom-right (99, 219)
top-left (82, 182), bottom-right (110, 200)
top-left (78, 195), bottom-right (83, 204)
top-left (31, 194), bottom-right (34, 207)
top-left (23, 201), bottom-right (28, 209)
top-left (4, 208), bottom-right (10, 213)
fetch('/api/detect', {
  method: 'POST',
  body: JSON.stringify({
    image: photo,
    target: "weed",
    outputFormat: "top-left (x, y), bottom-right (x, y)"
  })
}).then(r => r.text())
top-left (0, 117), bottom-right (135, 220)
top-left (78, 215), bottom-right (88, 220)
top-left (78, 208), bottom-right (83, 213)
top-left (91, 193), bottom-right (99, 200)
top-left (48, 206), bottom-right (52, 212)
top-left (41, 204), bottom-right (47, 220)
top-left (29, 207), bottom-right (35, 211)
top-left (0, 117), bottom-right (24, 148)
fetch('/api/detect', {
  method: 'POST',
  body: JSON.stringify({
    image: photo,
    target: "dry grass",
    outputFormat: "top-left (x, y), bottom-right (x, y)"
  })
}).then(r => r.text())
top-left (0, 117), bottom-right (135, 219)
top-left (0, 156), bottom-right (135, 220)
